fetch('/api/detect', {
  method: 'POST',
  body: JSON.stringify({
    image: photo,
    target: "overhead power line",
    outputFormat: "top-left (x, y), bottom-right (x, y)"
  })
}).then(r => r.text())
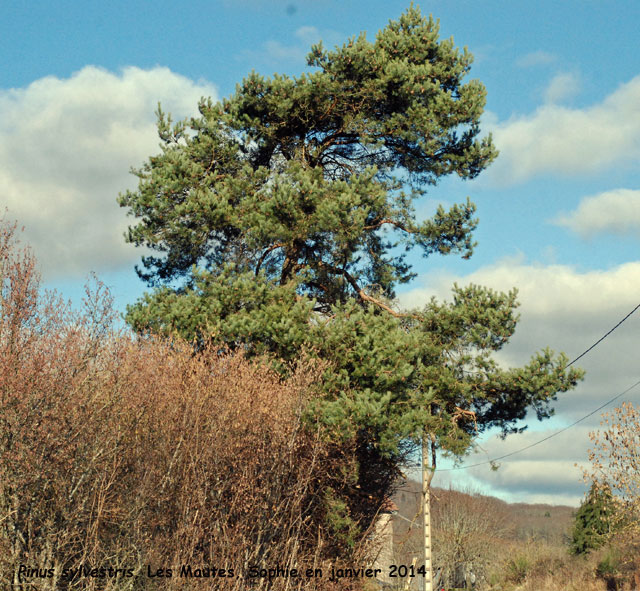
top-left (440, 378), bottom-right (640, 472)
top-left (439, 302), bottom-right (640, 472)
top-left (565, 302), bottom-right (640, 368)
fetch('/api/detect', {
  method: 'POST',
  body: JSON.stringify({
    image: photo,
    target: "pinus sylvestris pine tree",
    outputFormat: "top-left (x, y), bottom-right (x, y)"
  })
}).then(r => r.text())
top-left (119, 4), bottom-right (583, 549)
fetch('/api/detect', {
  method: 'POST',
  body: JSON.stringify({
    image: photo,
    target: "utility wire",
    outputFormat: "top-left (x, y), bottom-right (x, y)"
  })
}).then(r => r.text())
top-left (439, 302), bottom-right (640, 472)
top-left (440, 378), bottom-right (640, 471)
top-left (565, 302), bottom-right (640, 368)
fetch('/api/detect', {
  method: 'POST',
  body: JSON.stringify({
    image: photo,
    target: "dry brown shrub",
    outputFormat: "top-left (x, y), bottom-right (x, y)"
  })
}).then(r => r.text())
top-left (485, 541), bottom-right (609, 591)
top-left (0, 220), bottom-right (374, 591)
top-left (582, 403), bottom-right (640, 589)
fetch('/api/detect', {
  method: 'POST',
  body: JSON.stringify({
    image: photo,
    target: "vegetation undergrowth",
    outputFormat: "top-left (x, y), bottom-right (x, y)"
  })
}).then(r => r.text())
top-left (0, 220), bottom-right (382, 590)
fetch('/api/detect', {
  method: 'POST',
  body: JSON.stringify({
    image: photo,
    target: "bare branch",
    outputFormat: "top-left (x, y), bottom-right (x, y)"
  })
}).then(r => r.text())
top-left (255, 242), bottom-right (285, 275)
top-left (317, 260), bottom-right (422, 319)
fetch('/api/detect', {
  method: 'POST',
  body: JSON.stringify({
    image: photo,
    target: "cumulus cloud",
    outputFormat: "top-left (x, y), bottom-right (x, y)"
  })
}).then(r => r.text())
top-left (476, 461), bottom-right (584, 503)
top-left (0, 66), bottom-right (217, 278)
top-left (487, 75), bottom-right (640, 185)
top-left (399, 259), bottom-right (640, 504)
top-left (516, 50), bottom-right (557, 68)
top-left (554, 189), bottom-right (640, 238)
top-left (427, 429), bottom-right (590, 505)
top-left (469, 426), bottom-right (593, 505)
top-left (399, 259), bottom-right (640, 333)
top-left (543, 71), bottom-right (581, 104)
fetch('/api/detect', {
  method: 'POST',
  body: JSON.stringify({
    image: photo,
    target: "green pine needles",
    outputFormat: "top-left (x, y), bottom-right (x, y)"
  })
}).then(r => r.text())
top-left (571, 484), bottom-right (617, 555)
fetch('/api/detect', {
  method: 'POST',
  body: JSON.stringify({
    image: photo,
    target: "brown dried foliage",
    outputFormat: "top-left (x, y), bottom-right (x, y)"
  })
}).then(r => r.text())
top-left (584, 402), bottom-right (640, 586)
top-left (0, 221), bottom-right (373, 591)
top-left (587, 402), bottom-right (640, 509)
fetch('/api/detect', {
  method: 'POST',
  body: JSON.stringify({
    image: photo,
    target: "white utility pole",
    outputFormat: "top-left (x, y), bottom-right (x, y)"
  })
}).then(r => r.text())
top-left (422, 432), bottom-right (435, 591)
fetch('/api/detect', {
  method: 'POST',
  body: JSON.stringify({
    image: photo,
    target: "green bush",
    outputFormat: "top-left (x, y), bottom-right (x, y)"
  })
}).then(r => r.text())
top-left (596, 547), bottom-right (619, 579)
top-left (505, 554), bottom-right (531, 584)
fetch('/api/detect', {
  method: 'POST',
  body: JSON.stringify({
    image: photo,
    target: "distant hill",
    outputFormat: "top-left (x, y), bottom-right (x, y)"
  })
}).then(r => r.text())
top-left (392, 480), bottom-right (574, 545)
top-left (383, 481), bottom-right (576, 588)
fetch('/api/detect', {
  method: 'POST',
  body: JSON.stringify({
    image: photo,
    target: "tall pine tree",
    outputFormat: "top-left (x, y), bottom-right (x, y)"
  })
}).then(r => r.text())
top-left (119, 4), bottom-right (584, 561)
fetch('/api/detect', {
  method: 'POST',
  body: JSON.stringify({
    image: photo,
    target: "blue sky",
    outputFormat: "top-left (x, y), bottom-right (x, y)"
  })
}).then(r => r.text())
top-left (2, 0), bottom-right (640, 505)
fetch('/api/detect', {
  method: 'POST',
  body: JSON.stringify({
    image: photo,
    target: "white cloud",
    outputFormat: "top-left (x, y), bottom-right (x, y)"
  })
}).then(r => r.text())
top-left (468, 427), bottom-right (592, 505)
top-left (554, 189), bottom-right (640, 238)
top-left (543, 72), bottom-right (581, 104)
top-left (487, 75), bottom-right (640, 185)
top-left (262, 40), bottom-right (310, 63)
top-left (399, 259), bottom-right (640, 504)
top-left (244, 26), bottom-right (320, 63)
top-left (516, 50), bottom-right (557, 68)
top-left (428, 427), bottom-right (591, 506)
top-left (0, 66), bottom-right (217, 278)
top-left (241, 25), bottom-right (342, 66)
top-left (474, 460), bottom-right (585, 504)
top-left (399, 259), bottom-right (640, 327)
top-left (295, 25), bottom-right (321, 45)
